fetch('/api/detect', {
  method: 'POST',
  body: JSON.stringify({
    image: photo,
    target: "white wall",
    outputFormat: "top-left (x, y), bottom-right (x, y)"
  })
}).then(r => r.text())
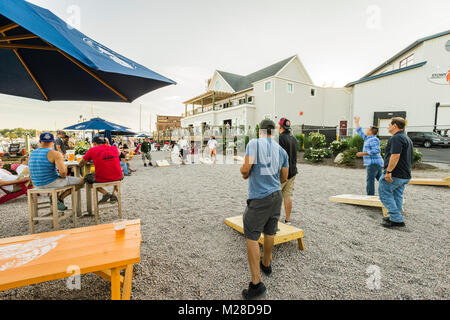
top-left (351, 34), bottom-right (450, 131)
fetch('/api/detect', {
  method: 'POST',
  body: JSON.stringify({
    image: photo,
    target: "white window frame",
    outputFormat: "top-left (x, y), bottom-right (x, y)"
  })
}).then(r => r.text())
top-left (287, 83), bottom-right (294, 93)
top-left (264, 81), bottom-right (272, 92)
top-left (399, 54), bottom-right (414, 69)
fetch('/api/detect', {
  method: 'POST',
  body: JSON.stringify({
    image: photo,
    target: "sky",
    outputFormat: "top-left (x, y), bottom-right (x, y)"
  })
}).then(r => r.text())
top-left (0, 0), bottom-right (449, 132)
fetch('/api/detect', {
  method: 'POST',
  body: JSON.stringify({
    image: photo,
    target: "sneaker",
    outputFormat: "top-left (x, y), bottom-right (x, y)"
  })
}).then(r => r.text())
top-left (149, 162), bottom-right (153, 167)
top-left (98, 193), bottom-right (112, 204)
top-left (382, 217), bottom-right (390, 222)
top-left (109, 194), bottom-right (118, 203)
top-left (260, 261), bottom-right (272, 276)
top-left (144, 163), bottom-right (147, 167)
top-left (57, 200), bottom-right (67, 211)
top-left (242, 282), bottom-right (267, 300)
top-left (284, 220), bottom-right (291, 225)
top-left (382, 220), bottom-right (406, 228)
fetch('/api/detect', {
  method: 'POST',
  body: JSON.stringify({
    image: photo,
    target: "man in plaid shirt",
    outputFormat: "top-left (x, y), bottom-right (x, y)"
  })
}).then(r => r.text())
top-left (354, 116), bottom-right (384, 195)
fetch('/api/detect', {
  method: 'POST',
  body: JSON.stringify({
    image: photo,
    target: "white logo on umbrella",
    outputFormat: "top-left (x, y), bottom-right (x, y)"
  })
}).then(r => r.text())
top-left (0, 235), bottom-right (67, 271)
top-left (83, 37), bottom-right (136, 70)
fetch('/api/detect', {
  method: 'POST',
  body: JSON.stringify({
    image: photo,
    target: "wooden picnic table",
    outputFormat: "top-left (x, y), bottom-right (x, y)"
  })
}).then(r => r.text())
top-left (0, 219), bottom-right (141, 300)
top-left (64, 161), bottom-right (93, 216)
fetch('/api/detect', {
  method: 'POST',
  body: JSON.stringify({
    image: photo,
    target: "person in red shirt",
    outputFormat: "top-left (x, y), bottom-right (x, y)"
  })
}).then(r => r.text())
top-left (79, 135), bottom-right (123, 204)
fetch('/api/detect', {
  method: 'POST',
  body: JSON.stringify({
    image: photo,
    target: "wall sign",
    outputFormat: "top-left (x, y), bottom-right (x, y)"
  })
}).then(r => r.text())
top-left (428, 67), bottom-right (450, 85)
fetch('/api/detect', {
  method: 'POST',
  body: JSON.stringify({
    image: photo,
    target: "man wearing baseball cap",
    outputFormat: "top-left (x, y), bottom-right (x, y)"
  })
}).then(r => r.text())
top-left (278, 118), bottom-right (298, 225)
top-left (54, 131), bottom-right (68, 156)
top-left (240, 119), bottom-right (289, 299)
top-left (28, 133), bottom-right (85, 211)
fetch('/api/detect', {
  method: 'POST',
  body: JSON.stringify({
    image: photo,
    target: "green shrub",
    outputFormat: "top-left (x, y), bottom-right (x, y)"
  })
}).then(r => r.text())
top-left (329, 139), bottom-right (350, 156)
top-left (74, 141), bottom-right (90, 155)
top-left (413, 148), bottom-right (422, 165)
top-left (348, 135), bottom-right (364, 152)
top-left (380, 140), bottom-right (388, 158)
top-left (304, 135), bottom-right (312, 149)
top-left (309, 132), bottom-right (327, 148)
top-left (324, 148), bottom-right (333, 158)
top-left (303, 148), bottom-right (328, 163)
top-left (244, 135), bottom-right (250, 148)
top-left (340, 147), bottom-right (358, 166)
top-left (295, 134), bottom-right (304, 150)
top-left (255, 124), bottom-right (260, 139)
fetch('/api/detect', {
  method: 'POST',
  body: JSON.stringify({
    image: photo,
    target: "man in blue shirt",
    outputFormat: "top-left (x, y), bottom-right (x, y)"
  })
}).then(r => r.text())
top-left (354, 116), bottom-right (384, 195)
top-left (240, 119), bottom-right (289, 300)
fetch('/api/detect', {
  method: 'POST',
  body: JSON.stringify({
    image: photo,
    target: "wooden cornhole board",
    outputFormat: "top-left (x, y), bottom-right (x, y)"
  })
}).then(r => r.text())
top-left (155, 160), bottom-right (170, 167)
top-left (409, 177), bottom-right (450, 187)
top-left (234, 156), bottom-right (244, 162)
top-left (224, 215), bottom-right (305, 251)
top-left (329, 194), bottom-right (390, 217)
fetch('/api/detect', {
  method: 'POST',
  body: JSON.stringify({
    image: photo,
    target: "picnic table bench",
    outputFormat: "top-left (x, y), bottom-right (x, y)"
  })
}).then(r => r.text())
top-left (0, 219), bottom-right (141, 300)
top-left (225, 215), bottom-right (305, 250)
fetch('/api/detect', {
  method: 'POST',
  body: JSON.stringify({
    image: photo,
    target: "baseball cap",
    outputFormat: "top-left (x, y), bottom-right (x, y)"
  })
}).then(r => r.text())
top-left (259, 119), bottom-right (276, 130)
top-left (39, 132), bottom-right (55, 142)
top-left (279, 118), bottom-right (291, 130)
top-left (92, 135), bottom-right (106, 144)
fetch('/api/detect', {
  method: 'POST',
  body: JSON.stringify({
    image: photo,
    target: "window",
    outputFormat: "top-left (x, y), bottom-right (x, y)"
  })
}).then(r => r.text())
top-left (399, 54), bottom-right (414, 68)
top-left (287, 83), bottom-right (293, 93)
top-left (264, 81), bottom-right (272, 92)
top-left (248, 96), bottom-right (253, 103)
top-left (310, 88), bottom-right (316, 96)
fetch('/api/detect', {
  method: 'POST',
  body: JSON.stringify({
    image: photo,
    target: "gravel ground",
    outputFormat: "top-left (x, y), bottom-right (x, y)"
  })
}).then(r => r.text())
top-left (0, 158), bottom-right (449, 300)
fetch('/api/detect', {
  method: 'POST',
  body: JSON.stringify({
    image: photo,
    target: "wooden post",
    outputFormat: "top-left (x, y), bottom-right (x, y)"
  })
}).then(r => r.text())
top-left (185, 104), bottom-right (187, 117)
top-left (201, 98), bottom-right (204, 113)
top-left (212, 93), bottom-right (215, 111)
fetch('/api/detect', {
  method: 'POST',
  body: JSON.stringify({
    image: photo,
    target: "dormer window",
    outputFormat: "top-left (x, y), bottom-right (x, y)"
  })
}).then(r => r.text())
top-left (264, 81), bottom-right (272, 92)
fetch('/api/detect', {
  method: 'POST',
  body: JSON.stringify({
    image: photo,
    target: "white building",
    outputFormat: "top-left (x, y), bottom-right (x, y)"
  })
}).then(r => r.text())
top-left (181, 30), bottom-right (450, 136)
top-left (346, 30), bottom-right (450, 135)
top-left (181, 55), bottom-right (351, 131)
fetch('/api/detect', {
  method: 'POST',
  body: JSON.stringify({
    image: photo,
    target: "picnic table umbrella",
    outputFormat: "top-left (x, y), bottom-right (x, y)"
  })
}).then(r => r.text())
top-left (0, 0), bottom-right (176, 102)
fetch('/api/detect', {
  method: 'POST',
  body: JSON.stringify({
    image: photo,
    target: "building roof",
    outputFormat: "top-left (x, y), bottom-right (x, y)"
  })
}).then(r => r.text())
top-left (345, 61), bottom-right (427, 87)
top-left (217, 55), bottom-right (296, 92)
top-left (361, 30), bottom-right (450, 79)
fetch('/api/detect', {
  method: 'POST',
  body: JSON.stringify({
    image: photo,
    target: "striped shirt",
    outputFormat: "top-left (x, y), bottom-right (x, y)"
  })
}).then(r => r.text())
top-left (356, 127), bottom-right (384, 167)
top-left (28, 148), bottom-right (59, 187)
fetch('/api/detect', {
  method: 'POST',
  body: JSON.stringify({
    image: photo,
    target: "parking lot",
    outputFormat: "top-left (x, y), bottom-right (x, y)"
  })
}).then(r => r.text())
top-left (417, 147), bottom-right (450, 164)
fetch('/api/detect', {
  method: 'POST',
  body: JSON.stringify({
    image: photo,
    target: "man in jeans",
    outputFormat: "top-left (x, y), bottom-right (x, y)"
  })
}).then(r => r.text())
top-left (240, 119), bottom-right (289, 300)
top-left (354, 116), bottom-right (384, 195)
top-left (378, 117), bottom-right (413, 228)
top-left (277, 117), bottom-right (298, 225)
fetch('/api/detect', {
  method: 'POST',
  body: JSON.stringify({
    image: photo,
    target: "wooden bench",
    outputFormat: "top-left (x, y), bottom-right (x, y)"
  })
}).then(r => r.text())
top-left (27, 186), bottom-right (78, 234)
top-left (329, 194), bottom-right (392, 217)
top-left (0, 219), bottom-right (141, 300)
top-left (409, 177), bottom-right (450, 187)
top-left (224, 215), bottom-right (305, 251)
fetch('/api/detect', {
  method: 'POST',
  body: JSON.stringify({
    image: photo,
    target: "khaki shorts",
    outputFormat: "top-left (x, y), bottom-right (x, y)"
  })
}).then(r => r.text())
top-left (35, 176), bottom-right (82, 189)
top-left (281, 175), bottom-right (296, 198)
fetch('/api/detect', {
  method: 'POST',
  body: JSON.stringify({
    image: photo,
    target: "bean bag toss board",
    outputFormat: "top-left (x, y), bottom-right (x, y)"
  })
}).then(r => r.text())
top-left (409, 177), bottom-right (450, 187)
top-left (155, 160), bottom-right (170, 167)
top-left (224, 215), bottom-right (305, 251)
top-left (234, 156), bottom-right (244, 162)
top-left (199, 157), bottom-right (214, 165)
top-left (329, 194), bottom-right (393, 217)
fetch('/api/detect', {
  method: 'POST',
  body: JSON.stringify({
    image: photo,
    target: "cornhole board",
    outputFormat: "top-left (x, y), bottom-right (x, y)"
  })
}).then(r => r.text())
top-left (409, 177), bottom-right (450, 187)
top-left (224, 215), bottom-right (305, 251)
top-left (234, 156), bottom-right (244, 162)
top-left (199, 157), bottom-right (213, 165)
top-left (329, 194), bottom-right (390, 217)
top-left (155, 160), bottom-right (170, 167)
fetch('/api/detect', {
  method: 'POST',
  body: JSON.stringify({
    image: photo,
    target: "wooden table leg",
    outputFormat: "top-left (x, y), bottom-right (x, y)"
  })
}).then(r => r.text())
top-left (74, 165), bottom-right (82, 216)
top-left (298, 238), bottom-right (305, 251)
top-left (111, 267), bottom-right (121, 300)
top-left (122, 264), bottom-right (133, 300)
top-left (85, 165), bottom-right (93, 215)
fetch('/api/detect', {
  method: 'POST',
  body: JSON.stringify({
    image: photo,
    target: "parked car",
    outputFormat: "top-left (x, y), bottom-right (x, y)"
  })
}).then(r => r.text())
top-left (407, 131), bottom-right (450, 148)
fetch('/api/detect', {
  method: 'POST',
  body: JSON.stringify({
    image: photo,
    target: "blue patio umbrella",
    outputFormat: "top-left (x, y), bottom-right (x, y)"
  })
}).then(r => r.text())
top-left (0, 0), bottom-right (176, 102)
top-left (64, 117), bottom-right (130, 132)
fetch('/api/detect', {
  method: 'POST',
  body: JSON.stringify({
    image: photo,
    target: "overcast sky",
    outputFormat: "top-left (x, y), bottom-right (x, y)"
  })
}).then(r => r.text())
top-left (0, 0), bottom-right (449, 131)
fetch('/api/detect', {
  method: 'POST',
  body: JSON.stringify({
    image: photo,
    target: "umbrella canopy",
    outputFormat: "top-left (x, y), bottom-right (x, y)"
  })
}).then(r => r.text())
top-left (0, 0), bottom-right (176, 102)
top-left (99, 130), bottom-right (136, 136)
top-left (63, 117), bottom-right (130, 131)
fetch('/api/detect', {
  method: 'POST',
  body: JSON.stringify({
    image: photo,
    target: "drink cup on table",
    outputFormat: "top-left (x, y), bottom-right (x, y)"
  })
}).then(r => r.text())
top-left (76, 154), bottom-right (83, 163)
top-left (67, 150), bottom-right (75, 162)
top-left (113, 219), bottom-right (126, 238)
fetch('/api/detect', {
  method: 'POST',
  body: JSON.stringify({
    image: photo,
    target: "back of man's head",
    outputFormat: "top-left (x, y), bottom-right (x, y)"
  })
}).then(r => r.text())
top-left (92, 135), bottom-right (106, 145)
top-left (260, 119), bottom-right (276, 136)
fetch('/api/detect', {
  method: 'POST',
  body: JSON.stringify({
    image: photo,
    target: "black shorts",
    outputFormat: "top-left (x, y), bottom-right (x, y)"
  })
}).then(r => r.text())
top-left (243, 190), bottom-right (282, 241)
top-left (84, 173), bottom-right (124, 185)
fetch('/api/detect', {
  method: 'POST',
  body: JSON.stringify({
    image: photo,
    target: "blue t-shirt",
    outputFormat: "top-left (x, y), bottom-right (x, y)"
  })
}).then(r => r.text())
top-left (245, 137), bottom-right (289, 200)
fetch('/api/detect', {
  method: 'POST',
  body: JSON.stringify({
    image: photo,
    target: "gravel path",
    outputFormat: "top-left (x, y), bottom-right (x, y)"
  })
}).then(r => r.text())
top-left (0, 159), bottom-right (449, 300)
